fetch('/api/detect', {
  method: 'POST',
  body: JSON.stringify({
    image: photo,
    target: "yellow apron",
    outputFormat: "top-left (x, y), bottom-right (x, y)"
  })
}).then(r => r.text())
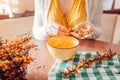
top-left (48, 0), bottom-right (87, 30)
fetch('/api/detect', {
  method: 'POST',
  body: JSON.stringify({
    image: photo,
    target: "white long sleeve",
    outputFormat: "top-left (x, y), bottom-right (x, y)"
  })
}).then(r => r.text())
top-left (32, 0), bottom-right (47, 40)
top-left (33, 0), bottom-right (59, 40)
top-left (88, 0), bottom-right (103, 38)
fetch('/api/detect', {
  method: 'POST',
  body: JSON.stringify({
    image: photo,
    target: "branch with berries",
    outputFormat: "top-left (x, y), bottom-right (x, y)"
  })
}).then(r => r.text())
top-left (0, 34), bottom-right (36, 80)
top-left (60, 49), bottom-right (116, 78)
top-left (71, 28), bottom-right (95, 39)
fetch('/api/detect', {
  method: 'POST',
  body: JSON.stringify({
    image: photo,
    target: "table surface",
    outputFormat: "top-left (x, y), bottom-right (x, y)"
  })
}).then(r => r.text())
top-left (26, 39), bottom-right (120, 80)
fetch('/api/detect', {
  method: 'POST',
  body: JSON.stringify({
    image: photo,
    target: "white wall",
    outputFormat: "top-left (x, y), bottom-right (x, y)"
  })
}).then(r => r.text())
top-left (17, 0), bottom-right (34, 14)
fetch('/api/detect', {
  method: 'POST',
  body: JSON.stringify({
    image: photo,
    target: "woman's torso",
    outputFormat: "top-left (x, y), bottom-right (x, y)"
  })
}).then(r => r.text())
top-left (59, 0), bottom-right (73, 15)
top-left (47, 0), bottom-right (87, 30)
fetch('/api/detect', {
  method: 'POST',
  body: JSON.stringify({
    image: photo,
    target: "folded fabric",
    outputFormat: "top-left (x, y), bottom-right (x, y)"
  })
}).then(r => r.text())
top-left (48, 51), bottom-right (120, 80)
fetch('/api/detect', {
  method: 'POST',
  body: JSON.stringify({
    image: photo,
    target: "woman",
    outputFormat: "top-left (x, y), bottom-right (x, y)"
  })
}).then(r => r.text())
top-left (33, 0), bottom-right (103, 40)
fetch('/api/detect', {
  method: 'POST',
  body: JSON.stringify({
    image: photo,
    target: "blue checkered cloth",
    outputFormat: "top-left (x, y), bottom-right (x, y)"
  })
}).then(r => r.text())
top-left (48, 51), bottom-right (120, 80)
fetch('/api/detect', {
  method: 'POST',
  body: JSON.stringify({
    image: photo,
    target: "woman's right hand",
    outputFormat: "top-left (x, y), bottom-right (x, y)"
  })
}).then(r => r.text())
top-left (58, 25), bottom-right (70, 36)
top-left (46, 22), bottom-right (70, 36)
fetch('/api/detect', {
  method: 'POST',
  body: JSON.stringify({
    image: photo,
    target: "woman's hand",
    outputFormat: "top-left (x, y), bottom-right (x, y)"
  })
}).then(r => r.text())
top-left (58, 25), bottom-right (70, 36)
top-left (46, 22), bottom-right (70, 36)
top-left (70, 22), bottom-right (94, 39)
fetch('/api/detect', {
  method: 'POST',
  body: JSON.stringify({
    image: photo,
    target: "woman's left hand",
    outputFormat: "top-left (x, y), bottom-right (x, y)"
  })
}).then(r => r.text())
top-left (70, 22), bottom-right (94, 39)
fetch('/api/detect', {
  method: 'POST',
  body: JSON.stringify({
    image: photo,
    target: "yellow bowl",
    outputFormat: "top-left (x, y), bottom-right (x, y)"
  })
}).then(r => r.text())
top-left (47, 36), bottom-right (79, 61)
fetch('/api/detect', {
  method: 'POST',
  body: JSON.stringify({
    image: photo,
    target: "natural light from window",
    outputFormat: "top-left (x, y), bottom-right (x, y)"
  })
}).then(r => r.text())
top-left (0, 0), bottom-right (34, 19)
top-left (0, 0), bottom-right (19, 18)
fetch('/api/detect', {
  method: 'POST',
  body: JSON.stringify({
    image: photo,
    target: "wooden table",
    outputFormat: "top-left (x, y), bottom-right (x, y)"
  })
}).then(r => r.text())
top-left (26, 39), bottom-right (120, 80)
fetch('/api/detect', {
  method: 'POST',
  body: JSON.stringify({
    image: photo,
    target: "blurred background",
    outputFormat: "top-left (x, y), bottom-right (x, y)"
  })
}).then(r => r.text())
top-left (0, 0), bottom-right (34, 18)
top-left (0, 0), bottom-right (120, 44)
top-left (0, 0), bottom-right (119, 19)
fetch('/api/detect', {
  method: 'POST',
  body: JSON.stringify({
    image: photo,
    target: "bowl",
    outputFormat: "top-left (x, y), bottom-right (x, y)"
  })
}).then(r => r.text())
top-left (47, 36), bottom-right (79, 61)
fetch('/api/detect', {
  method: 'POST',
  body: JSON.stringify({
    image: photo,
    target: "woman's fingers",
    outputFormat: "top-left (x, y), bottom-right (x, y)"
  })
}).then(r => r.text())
top-left (85, 24), bottom-right (92, 31)
top-left (58, 30), bottom-right (70, 36)
top-left (74, 22), bottom-right (93, 32)
top-left (59, 25), bottom-right (70, 33)
top-left (57, 25), bottom-right (70, 36)
top-left (74, 22), bottom-right (86, 29)
top-left (70, 32), bottom-right (82, 39)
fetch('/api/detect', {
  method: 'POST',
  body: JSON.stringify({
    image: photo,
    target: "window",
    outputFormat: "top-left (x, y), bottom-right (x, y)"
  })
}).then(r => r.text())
top-left (0, 0), bottom-right (34, 19)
